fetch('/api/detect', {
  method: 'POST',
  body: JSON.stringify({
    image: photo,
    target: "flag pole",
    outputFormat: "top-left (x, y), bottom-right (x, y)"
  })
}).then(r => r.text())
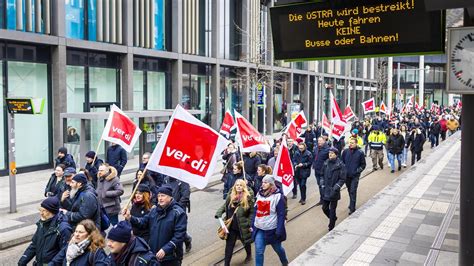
top-left (123, 167), bottom-right (148, 211)
top-left (91, 139), bottom-right (103, 165)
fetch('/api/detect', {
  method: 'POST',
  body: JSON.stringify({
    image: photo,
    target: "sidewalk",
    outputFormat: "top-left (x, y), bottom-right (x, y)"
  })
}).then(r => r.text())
top-left (0, 155), bottom-right (223, 250)
top-left (292, 133), bottom-right (461, 265)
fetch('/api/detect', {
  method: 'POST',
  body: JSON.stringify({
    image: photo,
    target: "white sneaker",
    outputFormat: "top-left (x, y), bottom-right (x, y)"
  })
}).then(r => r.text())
top-left (402, 163), bottom-right (407, 167)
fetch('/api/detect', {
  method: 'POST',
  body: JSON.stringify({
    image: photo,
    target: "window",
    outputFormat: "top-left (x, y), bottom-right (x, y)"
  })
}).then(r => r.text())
top-left (182, 63), bottom-right (211, 124)
top-left (8, 61), bottom-right (50, 167)
top-left (0, 62), bottom-right (4, 169)
top-left (219, 0), bottom-right (242, 60)
top-left (220, 67), bottom-right (243, 119)
top-left (133, 57), bottom-right (171, 111)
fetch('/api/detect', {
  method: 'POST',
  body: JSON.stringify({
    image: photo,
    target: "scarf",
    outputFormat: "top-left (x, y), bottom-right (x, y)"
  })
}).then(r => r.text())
top-left (112, 237), bottom-right (135, 264)
top-left (232, 192), bottom-right (243, 204)
top-left (66, 238), bottom-right (90, 265)
top-left (262, 186), bottom-right (277, 197)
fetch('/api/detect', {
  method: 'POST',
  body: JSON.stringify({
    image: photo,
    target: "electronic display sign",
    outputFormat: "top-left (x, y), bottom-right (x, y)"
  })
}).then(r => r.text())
top-left (270, 0), bottom-right (445, 60)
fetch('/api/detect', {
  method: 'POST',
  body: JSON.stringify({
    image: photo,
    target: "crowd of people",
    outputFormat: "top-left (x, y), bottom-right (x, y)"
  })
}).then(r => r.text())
top-left (19, 104), bottom-right (461, 266)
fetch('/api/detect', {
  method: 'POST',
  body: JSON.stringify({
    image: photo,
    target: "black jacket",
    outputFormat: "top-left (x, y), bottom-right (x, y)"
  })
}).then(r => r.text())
top-left (49, 246), bottom-right (108, 266)
top-left (243, 153), bottom-right (261, 178)
top-left (106, 145), bottom-right (128, 176)
top-left (321, 158), bottom-right (347, 201)
top-left (387, 134), bottom-right (405, 155)
top-left (406, 131), bottom-right (426, 152)
top-left (44, 174), bottom-right (65, 197)
top-left (19, 214), bottom-right (72, 265)
top-left (293, 149), bottom-right (313, 179)
top-left (55, 154), bottom-right (76, 169)
top-left (85, 158), bottom-right (103, 188)
top-left (65, 185), bottom-right (100, 228)
top-left (313, 143), bottom-right (330, 175)
top-left (131, 203), bottom-right (151, 242)
top-left (341, 147), bottom-right (366, 178)
top-left (130, 200), bottom-right (187, 262)
top-left (107, 236), bottom-right (158, 265)
top-left (430, 122), bottom-right (442, 135)
top-left (164, 178), bottom-right (191, 212)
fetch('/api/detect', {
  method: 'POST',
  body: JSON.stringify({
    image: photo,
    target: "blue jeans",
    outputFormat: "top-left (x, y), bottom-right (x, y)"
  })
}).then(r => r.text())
top-left (387, 153), bottom-right (402, 171)
top-left (402, 148), bottom-right (408, 165)
top-left (255, 230), bottom-right (288, 266)
top-left (109, 214), bottom-right (119, 226)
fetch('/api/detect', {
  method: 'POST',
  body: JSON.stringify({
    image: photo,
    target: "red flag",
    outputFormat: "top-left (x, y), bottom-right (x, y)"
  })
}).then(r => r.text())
top-left (457, 101), bottom-right (462, 109)
top-left (331, 121), bottom-right (346, 141)
top-left (330, 91), bottom-right (345, 123)
top-left (146, 105), bottom-right (229, 189)
top-left (322, 113), bottom-right (331, 133)
top-left (285, 111), bottom-right (307, 140)
top-left (219, 110), bottom-right (235, 139)
top-left (415, 102), bottom-right (422, 112)
top-left (361, 98), bottom-right (375, 113)
top-left (379, 101), bottom-right (388, 114)
top-left (342, 106), bottom-right (355, 121)
top-left (235, 111), bottom-right (270, 153)
top-left (273, 137), bottom-right (294, 196)
top-left (101, 104), bottom-right (142, 153)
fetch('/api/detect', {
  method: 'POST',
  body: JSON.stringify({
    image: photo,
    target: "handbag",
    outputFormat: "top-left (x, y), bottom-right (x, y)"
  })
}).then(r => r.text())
top-left (217, 206), bottom-right (239, 240)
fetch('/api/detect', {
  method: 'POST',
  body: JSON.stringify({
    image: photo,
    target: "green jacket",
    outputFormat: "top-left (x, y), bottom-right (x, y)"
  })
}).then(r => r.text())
top-left (216, 193), bottom-right (255, 245)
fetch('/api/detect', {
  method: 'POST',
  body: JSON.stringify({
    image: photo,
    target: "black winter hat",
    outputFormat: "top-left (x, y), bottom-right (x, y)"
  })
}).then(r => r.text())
top-left (107, 221), bottom-right (132, 243)
top-left (58, 147), bottom-right (68, 155)
top-left (157, 185), bottom-right (173, 197)
top-left (85, 151), bottom-right (96, 159)
top-left (41, 197), bottom-right (59, 214)
top-left (137, 184), bottom-right (151, 194)
top-left (72, 173), bottom-right (88, 184)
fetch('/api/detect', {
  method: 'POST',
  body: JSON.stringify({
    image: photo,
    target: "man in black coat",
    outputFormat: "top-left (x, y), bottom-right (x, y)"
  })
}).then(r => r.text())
top-left (164, 177), bottom-right (193, 253)
top-left (293, 143), bottom-right (313, 205)
top-left (313, 137), bottom-right (330, 206)
top-left (342, 139), bottom-right (366, 215)
top-left (406, 126), bottom-right (426, 165)
top-left (301, 126), bottom-right (316, 152)
top-left (320, 148), bottom-right (346, 231)
top-left (55, 147), bottom-right (76, 169)
top-left (387, 128), bottom-right (405, 173)
top-left (107, 221), bottom-right (158, 265)
top-left (60, 173), bottom-right (100, 228)
top-left (429, 118), bottom-right (442, 148)
top-left (18, 197), bottom-right (72, 265)
top-left (106, 143), bottom-right (128, 176)
top-left (84, 151), bottom-right (103, 188)
top-left (124, 186), bottom-right (188, 265)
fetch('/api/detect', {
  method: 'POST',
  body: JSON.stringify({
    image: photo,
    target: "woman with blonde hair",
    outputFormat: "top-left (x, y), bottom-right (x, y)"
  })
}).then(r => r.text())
top-left (216, 179), bottom-right (255, 265)
top-left (49, 219), bottom-right (107, 265)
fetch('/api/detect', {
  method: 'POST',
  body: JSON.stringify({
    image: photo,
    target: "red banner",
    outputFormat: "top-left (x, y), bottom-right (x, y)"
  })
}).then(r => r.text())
top-left (330, 91), bottom-right (345, 123)
top-left (101, 104), bottom-right (141, 153)
top-left (322, 113), bottom-right (331, 133)
top-left (146, 105), bottom-right (229, 189)
top-left (331, 122), bottom-right (346, 141)
top-left (235, 111), bottom-right (270, 153)
top-left (273, 138), bottom-right (294, 196)
top-left (342, 106), bottom-right (355, 121)
top-left (285, 111), bottom-right (307, 140)
top-left (361, 98), bottom-right (375, 114)
top-left (219, 110), bottom-right (235, 139)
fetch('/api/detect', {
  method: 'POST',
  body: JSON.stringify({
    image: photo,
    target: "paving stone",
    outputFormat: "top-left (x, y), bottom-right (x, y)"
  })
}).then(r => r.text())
top-left (415, 224), bottom-right (439, 237)
top-left (400, 252), bottom-right (427, 264)
top-left (436, 250), bottom-right (459, 265)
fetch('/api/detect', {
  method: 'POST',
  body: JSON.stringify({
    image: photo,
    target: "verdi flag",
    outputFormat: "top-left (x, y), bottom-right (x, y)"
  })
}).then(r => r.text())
top-left (273, 137), bottom-right (294, 196)
top-left (146, 105), bottom-right (229, 189)
top-left (219, 110), bottom-right (235, 139)
top-left (285, 111), bottom-right (308, 140)
top-left (330, 91), bottom-right (345, 123)
top-left (342, 106), bottom-right (355, 121)
top-left (331, 121), bottom-right (346, 141)
top-left (322, 113), bottom-right (331, 133)
top-left (234, 111), bottom-right (270, 153)
top-left (101, 104), bottom-right (141, 153)
top-left (361, 98), bottom-right (375, 114)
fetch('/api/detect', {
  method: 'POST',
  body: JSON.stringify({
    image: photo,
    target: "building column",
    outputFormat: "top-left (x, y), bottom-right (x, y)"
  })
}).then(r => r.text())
top-left (266, 71), bottom-right (274, 135)
top-left (52, 0), bottom-right (65, 37)
top-left (387, 57), bottom-right (393, 111)
top-left (172, 60), bottom-right (183, 107)
top-left (121, 53), bottom-right (133, 110)
top-left (418, 55), bottom-right (424, 107)
top-left (51, 45), bottom-right (67, 152)
top-left (210, 0), bottom-right (221, 130)
top-left (123, 0), bottom-right (133, 46)
top-left (242, 67), bottom-right (251, 118)
top-left (303, 75), bottom-right (310, 117)
top-left (171, 0), bottom-right (183, 108)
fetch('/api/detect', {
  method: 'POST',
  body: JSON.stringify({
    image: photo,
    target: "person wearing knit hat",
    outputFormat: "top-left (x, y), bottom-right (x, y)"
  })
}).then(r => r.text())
top-left (85, 150), bottom-right (103, 188)
top-left (18, 197), bottom-right (72, 265)
top-left (107, 221), bottom-right (158, 264)
top-left (55, 146), bottom-right (76, 169)
top-left (328, 147), bottom-right (339, 155)
top-left (72, 173), bottom-right (88, 185)
top-left (123, 183), bottom-right (188, 263)
top-left (253, 176), bottom-right (289, 265)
